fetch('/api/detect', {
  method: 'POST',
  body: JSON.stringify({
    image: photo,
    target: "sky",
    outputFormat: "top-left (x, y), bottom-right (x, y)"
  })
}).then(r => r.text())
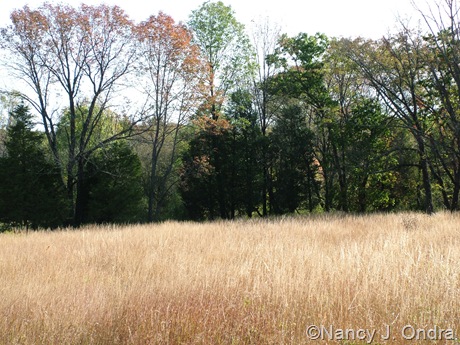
top-left (0, 0), bottom-right (420, 39)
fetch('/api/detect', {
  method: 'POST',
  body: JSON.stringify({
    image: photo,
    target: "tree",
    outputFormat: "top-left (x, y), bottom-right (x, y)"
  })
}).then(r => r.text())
top-left (134, 12), bottom-right (203, 222)
top-left (269, 103), bottom-right (317, 214)
top-left (268, 32), bottom-right (330, 109)
top-left (321, 38), bottom-right (398, 212)
top-left (225, 89), bottom-right (263, 217)
top-left (343, 99), bottom-right (397, 211)
top-left (179, 115), bottom-right (232, 220)
top-left (250, 17), bottom-right (282, 216)
top-left (0, 105), bottom-right (68, 229)
top-left (415, 0), bottom-right (460, 210)
top-left (186, 1), bottom-right (255, 219)
top-left (345, 31), bottom-right (435, 214)
top-left (180, 91), bottom-right (262, 220)
top-left (1, 3), bottom-right (145, 226)
top-left (268, 32), bottom-right (333, 211)
top-left (188, 0), bottom-right (254, 119)
top-left (82, 141), bottom-right (145, 224)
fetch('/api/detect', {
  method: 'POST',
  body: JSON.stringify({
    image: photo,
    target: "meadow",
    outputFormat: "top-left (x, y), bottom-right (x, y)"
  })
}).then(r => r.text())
top-left (0, 212), bottom-right (459, 344)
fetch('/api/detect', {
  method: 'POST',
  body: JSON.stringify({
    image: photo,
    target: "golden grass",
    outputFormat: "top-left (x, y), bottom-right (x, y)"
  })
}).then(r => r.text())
top-left (0, 212), bottom-right (459, 344)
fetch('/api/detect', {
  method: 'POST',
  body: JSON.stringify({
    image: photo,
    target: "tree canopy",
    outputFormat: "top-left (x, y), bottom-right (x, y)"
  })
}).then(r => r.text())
top-left (1, 0), bottom-right (460, 228)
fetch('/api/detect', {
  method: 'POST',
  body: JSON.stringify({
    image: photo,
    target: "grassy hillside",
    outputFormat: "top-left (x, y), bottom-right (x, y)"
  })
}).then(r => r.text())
top-left (0, 213), bottom-right (459, 344)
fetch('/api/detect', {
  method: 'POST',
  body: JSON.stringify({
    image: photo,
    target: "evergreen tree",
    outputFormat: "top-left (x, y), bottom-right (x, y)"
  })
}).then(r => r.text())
top-left (269, 104), bottom-right (318, 214)
top-left (82, 141), bottom-right (146, 224)
top-left (180, 90), bottom-right (263, 220)
top-left (225, 89), bottom-right (263, 218)
top-left (179, 116), bottom-right (231, 220)
top-left (0, 105), bottom-right (68, 229)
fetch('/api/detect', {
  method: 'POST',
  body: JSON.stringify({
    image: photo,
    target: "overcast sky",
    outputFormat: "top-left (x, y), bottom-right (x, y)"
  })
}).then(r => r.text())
top-left (0, 0), bottom-right (420, 39)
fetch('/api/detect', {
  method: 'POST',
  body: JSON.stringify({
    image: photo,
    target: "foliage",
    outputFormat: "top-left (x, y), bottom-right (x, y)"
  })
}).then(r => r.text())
top-left (180, 88), bottom-right (264, 220)
top-left (343, 99), bottom-right (398, 211)
top-left (2, 2), bottom-right (142, 226)
top-left (268, 32), bottom-right (330, 107)
top-left (225, 89), bottom-right (263, 217)
top-left (269, 103), bottom-right (318, 214)
top-left (135, 12), bottom-right (203, 222)
top-left (188, 0), bottom-right (255, 119)
top-left (0, 105), bottom-right (68, 229)
top-left (82, 141), bottom-right (146, 224)
top-left (179, 116), bottom-right (232, 220)
top-left (2, 1), bottom-right (460, 223)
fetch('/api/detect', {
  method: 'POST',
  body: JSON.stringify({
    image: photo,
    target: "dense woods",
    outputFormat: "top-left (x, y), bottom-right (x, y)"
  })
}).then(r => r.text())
top-left (0, 0), bottom-right (459, 228)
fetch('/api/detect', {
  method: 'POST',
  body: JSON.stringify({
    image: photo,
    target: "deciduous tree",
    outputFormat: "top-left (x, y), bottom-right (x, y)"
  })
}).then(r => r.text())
top-left (134, 12), bottom-right (203, 222)
top-left (250, 17), bottom-right (281, 216)
top-left (1, 3), bottom-right (144, 225)
top-left (188, 1), bottom-right (254, 119)
top-left (345, 31), bottom-right (435, 214)
top-left (186, 1), bottom-right (255, 219)
top-left (416, 0), bottom-right (460, 210)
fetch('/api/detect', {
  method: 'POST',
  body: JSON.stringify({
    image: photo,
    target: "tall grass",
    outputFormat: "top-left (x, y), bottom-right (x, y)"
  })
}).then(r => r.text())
top-left (0, 212), bottom-right (459, 344)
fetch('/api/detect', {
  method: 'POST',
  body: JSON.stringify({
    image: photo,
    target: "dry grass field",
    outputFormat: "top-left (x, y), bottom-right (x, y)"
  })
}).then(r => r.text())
top-left (0, 212), bottom-right (459, 344)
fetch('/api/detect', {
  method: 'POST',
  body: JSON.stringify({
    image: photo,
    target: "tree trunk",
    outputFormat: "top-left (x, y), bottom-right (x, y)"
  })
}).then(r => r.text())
top-left (148, 147), bottom-right (159, 222)
top-left (429, 163), bottom-right (451, 210)
top-left (358, 175), bottom-right (369, 213)
top-left (450, 166), bottom-right (460, 211)
top-left (416, 136), bottom-right (434, 214)
top-left (73, 157), bottom-right (86, 226)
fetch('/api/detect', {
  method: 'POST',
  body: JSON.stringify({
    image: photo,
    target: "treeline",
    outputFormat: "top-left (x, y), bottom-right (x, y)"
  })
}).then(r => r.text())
top-left (0, 0), bottom-right (459, 228)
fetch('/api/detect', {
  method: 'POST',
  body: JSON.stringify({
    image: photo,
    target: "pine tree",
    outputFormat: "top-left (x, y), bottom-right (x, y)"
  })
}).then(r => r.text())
top-left (0, 105), bottom-right (68, 229)
top-left (82, 141), bottom-right (146, 224)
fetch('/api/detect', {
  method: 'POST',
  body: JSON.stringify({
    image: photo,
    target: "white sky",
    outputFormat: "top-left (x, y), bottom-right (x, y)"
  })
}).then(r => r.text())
top-left (0, 0), bottom-right (420, 39)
